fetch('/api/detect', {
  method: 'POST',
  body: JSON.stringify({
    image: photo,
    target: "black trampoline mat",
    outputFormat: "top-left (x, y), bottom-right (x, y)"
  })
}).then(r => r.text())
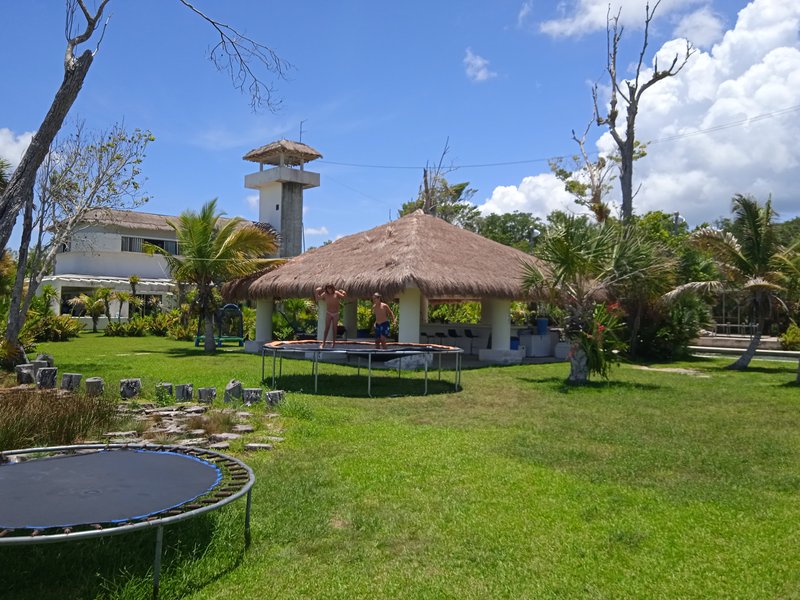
top-left (0, 450), bottom-right (221, 529)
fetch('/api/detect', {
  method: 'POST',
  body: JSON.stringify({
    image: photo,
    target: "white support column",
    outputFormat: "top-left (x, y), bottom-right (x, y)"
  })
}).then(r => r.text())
top-left (398, 287), bottom-right (421, 343)
top-left (343, 300), bottom-right (358, 340)
top-left (490, 298), bottom-right (511, 351)
top-left (480, 300), bottom-right (492, 325)
top-left (51, 282), bottom-right (63, 315)
top-left (255, 298), bottom-right (273, 342)
top-left (246, 298), bottom-right (274, 354)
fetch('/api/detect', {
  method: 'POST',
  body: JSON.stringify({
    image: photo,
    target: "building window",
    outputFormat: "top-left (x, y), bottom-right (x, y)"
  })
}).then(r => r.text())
top-left (121, 236), bottom-right (179, 255)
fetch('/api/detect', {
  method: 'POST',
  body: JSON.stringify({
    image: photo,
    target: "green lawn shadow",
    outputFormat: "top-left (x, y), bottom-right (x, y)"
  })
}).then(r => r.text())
top-left (0, 512), bottom-right (243, 600)
top-left (265, 372), bottom-right (461, 398)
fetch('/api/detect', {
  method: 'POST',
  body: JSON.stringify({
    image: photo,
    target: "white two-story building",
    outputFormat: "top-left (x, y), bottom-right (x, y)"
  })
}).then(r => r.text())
top-left (43, 208), bottom-right (181, 322)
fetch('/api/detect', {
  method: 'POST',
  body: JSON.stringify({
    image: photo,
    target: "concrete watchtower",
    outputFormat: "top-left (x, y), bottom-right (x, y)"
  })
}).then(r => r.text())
top-left (242, 140), bottom-right (322, 350)
top-left (243, 139), bottom-right (322, 258)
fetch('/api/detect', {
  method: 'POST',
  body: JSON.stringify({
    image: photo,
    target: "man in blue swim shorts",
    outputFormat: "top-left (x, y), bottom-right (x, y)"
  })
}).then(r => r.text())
top-left (371, 292), bottom-right (396, 349)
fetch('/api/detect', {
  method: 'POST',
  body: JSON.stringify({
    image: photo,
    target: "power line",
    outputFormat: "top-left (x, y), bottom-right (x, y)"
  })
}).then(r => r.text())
top-left (316, 103), bottom-right (800, 171)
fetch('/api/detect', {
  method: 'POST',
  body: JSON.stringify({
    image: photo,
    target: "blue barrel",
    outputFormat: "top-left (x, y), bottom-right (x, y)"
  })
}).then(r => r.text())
top-left (536, 318), bottom-right (549, 336)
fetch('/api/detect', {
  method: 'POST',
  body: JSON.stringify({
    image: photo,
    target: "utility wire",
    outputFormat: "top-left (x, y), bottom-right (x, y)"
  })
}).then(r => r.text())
top-left (316, 103), bottom-right (800, 170)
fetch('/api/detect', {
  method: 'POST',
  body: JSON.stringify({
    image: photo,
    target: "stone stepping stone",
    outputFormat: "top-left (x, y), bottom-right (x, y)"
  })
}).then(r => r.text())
top-left (208, 441), bottom-right (230, 450)
top-left (209, 432), bottom-right (241, 442)
top-left (232, 424), bottom-right (255, 433)
top-left (245, 443), bottom-right (274, 451)
top-left (104, 430), bottom-right (139, 438)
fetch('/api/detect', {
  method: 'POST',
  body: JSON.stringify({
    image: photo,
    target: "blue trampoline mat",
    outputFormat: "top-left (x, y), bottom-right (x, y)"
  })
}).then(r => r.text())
top-left (0, 449), bottom-right (221, 530)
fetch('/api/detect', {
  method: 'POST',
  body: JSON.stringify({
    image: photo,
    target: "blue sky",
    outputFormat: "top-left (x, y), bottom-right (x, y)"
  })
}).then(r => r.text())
top-left (2, 0), bottom-right (799, 251)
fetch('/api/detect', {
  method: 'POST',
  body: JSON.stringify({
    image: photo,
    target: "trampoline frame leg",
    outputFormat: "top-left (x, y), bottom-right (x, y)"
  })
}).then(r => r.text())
top-left (153, 524), bottom-right (164, 600)
top-left (245, 488), bottom-right (253, 547)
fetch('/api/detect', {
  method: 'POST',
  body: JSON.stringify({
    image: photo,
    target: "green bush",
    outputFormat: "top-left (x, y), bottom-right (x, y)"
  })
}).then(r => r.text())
top-left (24, 314), bottom-right (84, 342)
top-left (633, 295), bottom-right (709, 360)
top-left (104, 317), bottom-right (147, 337)
top-left (779, 321), bottom-right (800, 350)
top-left (168, 322), bottom-right (195, 342)
top-left (146, 312), bottom-right (173, 336)
top-left (242, 306), bottom-right (256, 340)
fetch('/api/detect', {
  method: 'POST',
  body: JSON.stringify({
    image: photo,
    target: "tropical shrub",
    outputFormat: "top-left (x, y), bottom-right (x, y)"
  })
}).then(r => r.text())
top-left (242, 306), bottom-right (256, 340)
top-left (168, 322), bottom-right (195, 342)
top-left (24, 314), bottom-right (84, 342)
top-left (429, 302), bottom-right (481, 324)
top-left (572, 302), bottom-right (627, 380)
top-left (104, 317), bottom-right (147, 337)
top-left (146, 312), bottom-right (173, 336)
top-left (779, 321), bottom-right (800, 351)
top-left (635, 295), bottom-right (709, 360)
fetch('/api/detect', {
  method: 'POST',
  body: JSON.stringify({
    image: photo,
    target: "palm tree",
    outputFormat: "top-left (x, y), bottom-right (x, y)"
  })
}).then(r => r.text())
top-left (67, 290), bottom-right (106, 332)
top-left (148, 199), bottom-right (281, 352)
top-left (0, 158), bottom-right (11, 195)
top-left (94, 287), bottom-right (113, 323)
top-left (128, 274), bottom-right (141, 316)
top-left (666, 195), bottom-right (798, 370)
top-left (522, 216), bottom-right (673, 383)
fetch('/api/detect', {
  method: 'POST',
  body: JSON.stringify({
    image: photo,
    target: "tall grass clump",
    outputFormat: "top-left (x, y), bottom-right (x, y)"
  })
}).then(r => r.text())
top-left (0, 389), bottom-right (118, 450)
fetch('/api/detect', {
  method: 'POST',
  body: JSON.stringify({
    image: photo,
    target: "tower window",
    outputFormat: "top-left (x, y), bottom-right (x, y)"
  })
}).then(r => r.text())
top-left (276, 204), bottom-right (280, 211)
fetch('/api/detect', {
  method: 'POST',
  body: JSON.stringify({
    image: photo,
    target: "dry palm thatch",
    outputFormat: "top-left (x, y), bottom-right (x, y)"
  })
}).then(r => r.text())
top-left (223, 210), bottom-right (542, 301)
top-left (243, 139), bottom-right (322, 166)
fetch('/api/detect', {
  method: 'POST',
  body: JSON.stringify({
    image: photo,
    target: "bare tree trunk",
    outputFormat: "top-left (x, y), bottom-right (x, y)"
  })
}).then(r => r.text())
top-left (0, 52), bottom-right (93, 251)
top-left (4, 189), bottom-right (36, 364)
top-left (726, 328), bottom-right (762, 370)
top-left (204, 311), bottom-right (216, 353)
top-left (628, 301), bottom-right (643, 358)
top-left (567, 345), bottom-right (590, 384)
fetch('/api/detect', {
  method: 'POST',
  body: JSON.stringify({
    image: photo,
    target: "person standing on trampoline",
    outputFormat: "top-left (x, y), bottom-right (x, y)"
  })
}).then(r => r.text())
top-left (371, 292), bottom-right (396, 350)
top-left (315, 284), bottom-right (347, 348)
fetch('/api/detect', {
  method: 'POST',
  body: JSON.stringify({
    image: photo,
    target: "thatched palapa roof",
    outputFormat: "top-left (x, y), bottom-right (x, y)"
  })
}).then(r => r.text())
top-left (243, 139), bottom-right (322, 166)
top-left (76, 208), bottom-right (278, 238)
top-left (223, 210), bottom-right (541, 301)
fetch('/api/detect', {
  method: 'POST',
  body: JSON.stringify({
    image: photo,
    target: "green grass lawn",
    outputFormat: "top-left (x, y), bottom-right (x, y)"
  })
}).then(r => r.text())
top-left (3, 334), bottom-right (800, 599)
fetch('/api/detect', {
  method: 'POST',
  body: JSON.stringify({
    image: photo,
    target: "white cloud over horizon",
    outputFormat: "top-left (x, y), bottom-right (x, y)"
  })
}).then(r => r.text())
top-left (305, 225), bottom-right (329, 236)
top-left (538, 0), bottom-right (711, 38)
top-left (482, 0), bottom-right (800, 226)
top-left (464, 48), bottom-right (497, 82)
top-left (0, 128), bottom-right (35, 168)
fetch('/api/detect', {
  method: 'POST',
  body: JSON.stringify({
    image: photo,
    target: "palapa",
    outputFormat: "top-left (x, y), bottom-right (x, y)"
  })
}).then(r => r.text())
top-left (223, 210), bottom-right (543, 302)
top-left (242, 139), bottom-right (322, 166)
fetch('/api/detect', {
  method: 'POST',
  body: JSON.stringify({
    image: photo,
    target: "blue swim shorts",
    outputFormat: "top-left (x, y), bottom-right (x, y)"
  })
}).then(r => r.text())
top-left (375, 321), bottom-right (390, 338)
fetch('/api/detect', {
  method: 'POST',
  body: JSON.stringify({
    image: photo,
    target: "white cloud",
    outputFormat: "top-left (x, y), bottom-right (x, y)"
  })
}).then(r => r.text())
top-left (539, 0), bottom-right (705, 37)
top-left (484, 0), bottom-right (800, 225)
top-left (479, 173), bottom-right (575, 218)
top-left (245, 194), bottom-right (259, 211)
top-left (464, 48), bottom-right (497, 82)
top-left (517, 1), bottom-right (534, 28)
top-left (674, 6), bottom-right (725, 47)
top-left (0, 128), bottom-right (35, 167)
top-left (305, 226), bottom-right (329, 236)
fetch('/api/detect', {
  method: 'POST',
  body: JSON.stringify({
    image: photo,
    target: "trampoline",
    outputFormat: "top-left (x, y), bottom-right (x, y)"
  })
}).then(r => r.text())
top-left (261, 340), bottom-right (463, 396)
top-left (0, 443), bottom-right (255, 599)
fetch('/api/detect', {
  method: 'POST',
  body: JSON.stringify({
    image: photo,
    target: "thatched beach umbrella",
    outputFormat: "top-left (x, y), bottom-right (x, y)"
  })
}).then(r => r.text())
top-left (224, 210), bottom-right (542, 351)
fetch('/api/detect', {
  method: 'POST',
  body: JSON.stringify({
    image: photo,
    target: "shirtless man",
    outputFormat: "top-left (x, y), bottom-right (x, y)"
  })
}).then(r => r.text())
top-left (371, 292), bottom-right (396, 350)
top-left (315, 284), bottom-right (347, 348)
